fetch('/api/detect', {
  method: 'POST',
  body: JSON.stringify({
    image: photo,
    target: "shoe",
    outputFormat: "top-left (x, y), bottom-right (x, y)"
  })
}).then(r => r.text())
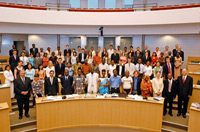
top-left (182, 114), bottom-right (186, 118)
top-left (19, 116), bottom-right (22, 119)
top-left (169, 113), bottom-right (173, 116)
top-left (163, 111), bottom-right (167, 116)
top-left (25, 114), bottom-right (30, 118)
top-left (177, 113), bottom-right (181, 116)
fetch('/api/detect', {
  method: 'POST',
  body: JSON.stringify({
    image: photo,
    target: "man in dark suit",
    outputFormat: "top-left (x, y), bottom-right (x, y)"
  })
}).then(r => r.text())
top-left (78, 48), bottom-right (87, 64)
top-left (177, 68), bottom-right (193, 118)
top-left (14, 70), bottom-right (31, 119)
top-left (9, 49), bottom-right (19, 73)
top-left (45, 70), bottom-right (59, 96)
top-left (142, 51), bottom-right (151, 65)
top-left (116, 60), bottom-right (125, 77)
top-left (30, 43), bottom-right (38, 57)
top-left (111, 49), bottom-right (119, 64)
top-left (9, 45), bottom-right (18, 56)
top-left (55, 58), bottom-right (65, 78)
top-left (134, 50), bottom-right (142, 64)
top-left (172, 44), bottom-right (179, 57)
top-left (142, 45), bottom-right (151, 57)
top-left (178, 46), bottom-right (184, 61)
top-left (162, 73), bottom-right (177, 116)
top-left (61, 69), bottom-right (73, 95)
top-left (163, 57), bottom-right (174, 79)
top-left (166, 51), bottom-right (174, 64)
top-left (132, 71), bottom-right (142, 95)
top-left (64, 45), bottom-right (71, 56)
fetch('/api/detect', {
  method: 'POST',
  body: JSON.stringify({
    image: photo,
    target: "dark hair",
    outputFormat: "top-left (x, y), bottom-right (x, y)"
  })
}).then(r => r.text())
top-left (50, 70), bottom-right (54, 73)
top-left (102, 69), bottom-right (106, 72)
top-left (34, 74), bottom-right (39, 77)
top-left (38, 64), bottom-right (43, 71)
top-left (27, 63), bottom-right (32, 69)
top-left (5, 65), bottom-right (10, 70)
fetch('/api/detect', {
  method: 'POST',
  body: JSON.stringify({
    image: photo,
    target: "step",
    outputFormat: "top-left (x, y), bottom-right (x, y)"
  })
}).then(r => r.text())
top-left (162, 124), bottom-right (187, 132)
top-left (11, 124), bottom-right (37, 132)
top-left (11, 120), bottom-right (36, 130)
top-left (162, 120), bottom-right (188, 131)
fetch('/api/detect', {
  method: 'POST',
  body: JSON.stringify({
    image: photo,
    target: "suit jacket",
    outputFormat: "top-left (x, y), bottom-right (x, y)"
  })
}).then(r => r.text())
top-left (152, 78), bottom-right (164, 97)
top-left (177, 75), bottom-right (193, 98)
top-left (166, 56), bottom-right (174, 64)
top-left (60, 75), bottom-right (73, 95)
top-left (173, 49), bottom-right (178, 57)
top-left (111, 53), bottom-right (119, 63)
top-left (30, 48), bottom-right (38, 57)
top-left (116, 65), bottom-right (125, 77)
top-left (78, 53), bottom-right (87, 63)
top-left (45, 77), bottom-right (59, 95)
top-left (162, 79), bottom-right (177, 99)
top-left (34, 57), bottom-right (42, 69)
top-left (64, 49), bottom-right (71, 56)
top-left (132, 76), bottom-right (142, 95)
top-left (163, 63), bottom-right (174, 79)
top-left (142, 56), bottom-right (151, 64)
top-left (9, 55), bottom-right (19, 69)
top-left (142, 50), bottom-right (150, 57)
top-left (14, 77), bottom-right (31, 99)
top-left (134, 54), bottom-right (142, 64)
top-left (178, 51), bottom-right (184, 61)
top-left (55, 63), bottom-right (65, 77)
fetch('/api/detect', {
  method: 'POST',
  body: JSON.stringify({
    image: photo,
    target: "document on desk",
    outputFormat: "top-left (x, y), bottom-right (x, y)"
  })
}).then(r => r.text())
top-left (53, 96), bottom-right (62, 101)
top-left (96, 95), bottom-right (105, 99)
top-left (153, 96), bottom-right (164, 101)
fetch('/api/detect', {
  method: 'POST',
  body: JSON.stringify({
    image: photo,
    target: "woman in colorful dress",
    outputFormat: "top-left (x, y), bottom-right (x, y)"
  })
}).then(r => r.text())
top-left (140, 75), bottom-right (152, 97)
top-left (98, 69), bottom-right (109, 94)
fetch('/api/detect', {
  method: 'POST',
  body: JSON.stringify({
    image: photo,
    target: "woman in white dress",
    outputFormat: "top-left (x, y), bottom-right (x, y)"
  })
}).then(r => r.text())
top-left (3, 65), bottom-right (14, 98)
top-left (45, 61), bottom-right (55, 77)
top-left (152, 71), bottom-right (164, 97)
top-left (71, 52), bottom-right (77, 65)
top-left (144, 61), bottom-right (153, 77)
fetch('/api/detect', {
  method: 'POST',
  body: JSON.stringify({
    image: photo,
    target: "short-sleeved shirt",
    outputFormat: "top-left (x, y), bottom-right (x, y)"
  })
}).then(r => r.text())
top-left (122, 76), bottom-right (133, 89)
top-left (82, 63), bottom-right (91, 75)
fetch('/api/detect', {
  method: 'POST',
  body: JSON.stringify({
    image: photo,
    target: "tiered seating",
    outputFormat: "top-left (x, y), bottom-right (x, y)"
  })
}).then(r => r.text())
top-left (151, 3), bottom-right (200, 11)
top-left (69, 8), bottom-right (134, 12)
top-left (0, 2), bottom-right (47, 10)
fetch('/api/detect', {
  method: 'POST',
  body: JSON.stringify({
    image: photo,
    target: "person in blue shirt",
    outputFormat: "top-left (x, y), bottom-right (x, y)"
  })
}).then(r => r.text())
top-left (25, 63), bottom-right (35, 81)
top-left (65, 62), bottom-right (73, 76)
top-left (109, 69), bottom-right (121, 94)
top-left (28, 53), bottom-right (34, 67)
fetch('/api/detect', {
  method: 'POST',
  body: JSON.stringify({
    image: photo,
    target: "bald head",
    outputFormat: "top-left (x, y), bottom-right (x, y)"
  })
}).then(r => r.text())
top-left (182, 68), bottom-right (187, 76)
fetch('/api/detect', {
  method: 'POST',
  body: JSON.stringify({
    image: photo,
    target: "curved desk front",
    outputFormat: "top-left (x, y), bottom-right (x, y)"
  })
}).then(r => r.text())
top-left (36, 95), bottom-right (164, 132)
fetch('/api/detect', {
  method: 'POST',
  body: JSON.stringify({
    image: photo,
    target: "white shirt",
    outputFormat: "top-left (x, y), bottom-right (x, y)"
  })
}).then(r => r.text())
top-left (109, 65), bottom-right (116, 77)
top-left (155, 51), bottom-right (161, 58)
top-left (135, 63), bottom-right (145, 74)
top-left (107, 49), bottom-right (114, 58)
top-left (91, 50), bottom-right (96, 57)
top-left (125, 63), bottom-right (135, 76)
top-left (55, 50), bottom-right (61, 56)
top-left (46, 50), bottom-right (52, 57)
top-left (122, 76), bottom-right (133, 89)
top-left (46, 66), bottom-right (55, 78)
top-left (144, 65), bottom-right (152, 76)
top-left (20, 56), bottom-right (29, 66)
top-left (118, 65), bottom-right (123, 76)
top-left (99, 63), bottom-right (109, 77)
top-left (86, 73), bottom-right (99, 93)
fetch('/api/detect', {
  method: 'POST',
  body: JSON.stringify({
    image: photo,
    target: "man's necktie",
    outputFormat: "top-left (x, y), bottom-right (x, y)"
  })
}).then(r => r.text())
top-left (168, 63), bottom-right (171, 73)
top-left (183, 76), bottom-right (185, 84)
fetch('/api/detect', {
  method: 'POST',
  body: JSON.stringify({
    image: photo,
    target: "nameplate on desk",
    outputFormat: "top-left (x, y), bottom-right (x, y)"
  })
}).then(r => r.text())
top-left (41, 99), bottom-right (53, 102)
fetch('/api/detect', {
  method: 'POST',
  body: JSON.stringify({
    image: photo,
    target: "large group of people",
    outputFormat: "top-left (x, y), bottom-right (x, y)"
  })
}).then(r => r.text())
top-left (4, 43), bottom-right (193, 119)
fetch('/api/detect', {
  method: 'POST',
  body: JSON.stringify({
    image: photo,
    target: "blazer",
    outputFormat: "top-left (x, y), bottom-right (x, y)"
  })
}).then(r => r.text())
top-left (55, 63), bottom-right (65, 77)
top-left (78, 53), bottom-right (87, 63)
top-left (142, 56), bottom-right (151, 64)
top-left (166, 56), bottom-right (174, 64)
top-left (30, 48), bottom-right (38, 57)
top-left (132, 76), bottom-right (142, 95)
top-left (178, 51), bottom-right (184, 61)
top-left (34, 57), bottom-right (42, 69)
top-left (162, 79), bottom-right (177, 99)
top-left (14, 77), bottom-right (31, 99)
top-left (116, 65), bottom-right (125, 77)
top-left (177, 75), bottom-right (193, 98)
top-left (9, 55), bottom-right (19, 69)
top-left (142, 50), bottom-right (151, 57)
top-left (64, 49), bottom-right (71, 56)
top-left (172, 49), bottom-right (178, 57)
top-left (125, 63), bottom-right (135, 76)
top-left (152, 78), bottom-right (164, 97)
top-left (163, 63), bottom-right (174, 79)
top-left (60, 75), bottom-right (73, 95)
top-left (134, 54), bottom-right (142, 64)
top-left (111, 53), bottom-right (119, 63)
top-left (44, 77), bottom-right (59, 95)
top-left (9, 49), bottom-right (18, 56)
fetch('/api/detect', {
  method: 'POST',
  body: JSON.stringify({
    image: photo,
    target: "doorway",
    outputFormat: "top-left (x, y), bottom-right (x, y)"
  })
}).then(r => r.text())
top-left (14, 41), bottom-right (24, 56)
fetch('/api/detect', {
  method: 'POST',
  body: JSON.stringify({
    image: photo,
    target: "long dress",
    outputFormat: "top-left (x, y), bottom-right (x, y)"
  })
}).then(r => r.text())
top-left (174, 57), bottom-right (182, 80)
top-left (99, 78), bottom-right (109, 94)
top-left (141, 80), bottom-right (152, 97)
top-left (4, 70), bottom-right (14, 98)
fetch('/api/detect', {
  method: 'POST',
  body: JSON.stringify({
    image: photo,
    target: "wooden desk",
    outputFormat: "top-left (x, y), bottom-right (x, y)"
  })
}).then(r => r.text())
top-left (188, 72), bottom-right (200, 84)
top-left (0, 84), bottom-right (12, 112)
top-left (188, 85), bottom-right (200, 112)
top-left (187, 63), bottom-right (200, 72)
top-left (0, 71), bottom-right (5, 84)
top-left (0, 103), bottom-right (11, 132)
top-left (188, 106), bottom-right (200, 132)
top-left (36, 95), bottom-right (164, 132)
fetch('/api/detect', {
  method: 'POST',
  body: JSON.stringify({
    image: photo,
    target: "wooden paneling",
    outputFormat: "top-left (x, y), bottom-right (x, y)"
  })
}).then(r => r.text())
top-left (0, 103), bottom-right (11, 132)
top-left (188, 72), bottom-right (200, 84)
top-left (187, 63), bottom-right (200, 72)
top-left (0, 85), bottom-right (12, 112)
top-left (188, 107), bottom-right (200, 132)
top-left (188, 85), bottom-right (200, 112)
top-left (0, 72), bottom-right (5, 84)
top-left (36, 95), bottom-right (163, 132)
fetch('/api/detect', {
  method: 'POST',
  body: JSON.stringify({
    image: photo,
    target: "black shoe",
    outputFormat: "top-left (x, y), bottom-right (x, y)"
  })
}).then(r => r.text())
top-left (25, 114), bottom-right (30, 118)
top-left (169, 113), bottom-right (173, 116)
top-left (182, 114), bottom-right (186, 118)
top-left (163, 111), bottom-right (167, 116)
top-left (19, 116), bottom-right (22, 119)
top-left (177, 113), bottom-right (181, 116)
